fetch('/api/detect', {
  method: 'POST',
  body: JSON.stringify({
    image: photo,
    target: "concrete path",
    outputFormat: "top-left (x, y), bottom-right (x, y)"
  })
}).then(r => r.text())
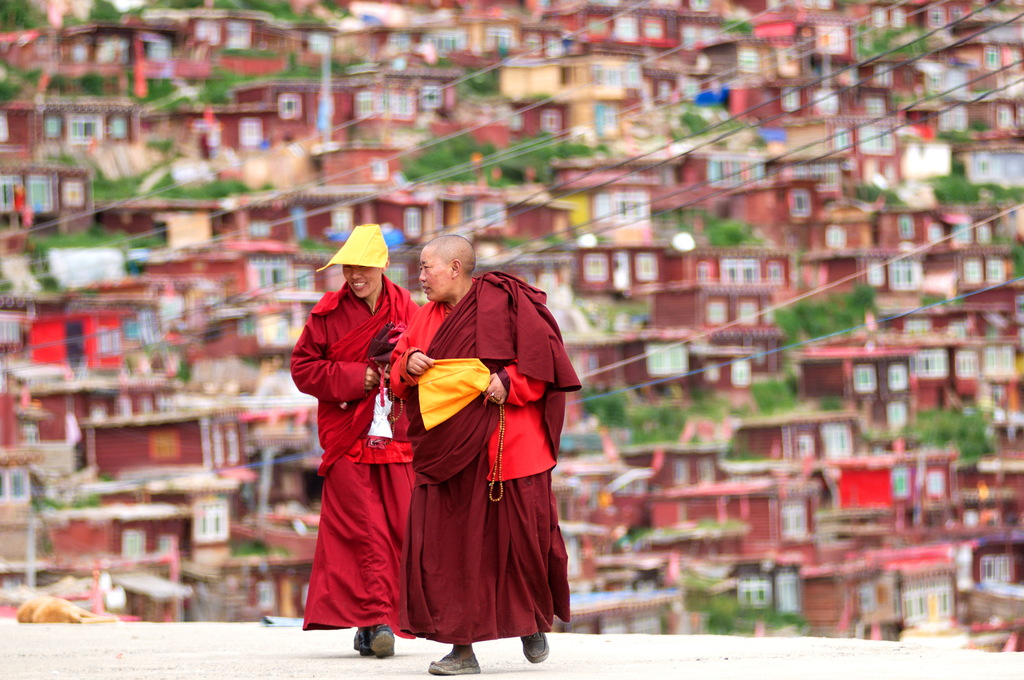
top-left (3, 621), bottom-right (1023, 680)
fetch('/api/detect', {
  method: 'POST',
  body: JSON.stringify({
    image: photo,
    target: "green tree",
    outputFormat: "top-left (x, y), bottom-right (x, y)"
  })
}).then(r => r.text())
top-left (913, 409), bottom-right (993, 462)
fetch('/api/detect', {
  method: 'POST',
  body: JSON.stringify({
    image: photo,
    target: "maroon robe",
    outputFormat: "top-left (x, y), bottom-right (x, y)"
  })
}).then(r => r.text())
top-left (291, 276), bottom-right (419, 634)
top-left (394, 272), bottom-right (581, 645)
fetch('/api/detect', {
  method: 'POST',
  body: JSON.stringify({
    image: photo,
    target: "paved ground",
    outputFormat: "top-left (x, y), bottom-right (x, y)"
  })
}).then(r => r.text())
top-left (4, 621), bottom-right (1023, 680)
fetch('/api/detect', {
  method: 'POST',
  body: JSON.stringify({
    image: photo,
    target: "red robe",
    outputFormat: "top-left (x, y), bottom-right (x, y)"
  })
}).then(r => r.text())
top-left (291, 276), bottom-right (419, 633)
top-left (391, 272), bottom-right (581, 645)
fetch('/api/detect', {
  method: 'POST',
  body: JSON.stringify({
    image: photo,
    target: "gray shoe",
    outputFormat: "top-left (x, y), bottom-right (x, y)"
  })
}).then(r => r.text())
top-left (521, 632), bottom-right (549, 664)
top-left (428, 651), bottom-right (480, 675)
top-left (369, 624), bottom-right (395, 658)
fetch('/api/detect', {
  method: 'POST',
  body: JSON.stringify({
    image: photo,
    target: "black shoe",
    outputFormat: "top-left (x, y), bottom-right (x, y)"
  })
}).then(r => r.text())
top-left (521, 632), bottom-right (549, 664)
top-left (354, 628), bottom-right (373, 657)
top-left (369, 624), bottom-right (395, 658)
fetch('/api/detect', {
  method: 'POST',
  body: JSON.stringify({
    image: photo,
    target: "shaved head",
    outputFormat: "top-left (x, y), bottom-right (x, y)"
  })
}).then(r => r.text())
top-left (425, 235), bottom-right (475, 277)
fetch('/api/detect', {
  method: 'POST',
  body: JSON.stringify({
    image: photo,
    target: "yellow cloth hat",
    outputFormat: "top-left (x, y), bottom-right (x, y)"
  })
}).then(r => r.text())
top-left (316, 224), bottom-right (389, 271)
top-left (417, 358), bottom-right (491, 430)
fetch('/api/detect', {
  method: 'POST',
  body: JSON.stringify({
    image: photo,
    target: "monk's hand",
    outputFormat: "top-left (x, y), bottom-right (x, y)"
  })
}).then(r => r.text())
top-left (485, 374), bottom-right (507, 405)
top-left (407, 351), bottom-right (434, 376)
top-left (364, 366), bottom-right (381, 392)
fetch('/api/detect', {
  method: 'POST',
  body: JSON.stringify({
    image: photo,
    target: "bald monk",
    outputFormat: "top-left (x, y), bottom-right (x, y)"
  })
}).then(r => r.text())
top-left (391, 235), bottom-right (581, 675)
top-left (292, 224), bottom-right (420, 658)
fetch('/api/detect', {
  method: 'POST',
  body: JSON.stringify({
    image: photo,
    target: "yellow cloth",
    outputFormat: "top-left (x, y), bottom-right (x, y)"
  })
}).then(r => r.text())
top-left (417, 358), bottom-right (491, 430)
top-left (316, 224), bottom-right (389, 271)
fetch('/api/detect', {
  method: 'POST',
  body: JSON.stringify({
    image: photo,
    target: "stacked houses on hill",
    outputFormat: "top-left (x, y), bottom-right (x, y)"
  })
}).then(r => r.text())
top-left (4, 0), bottom-right (1024, 646)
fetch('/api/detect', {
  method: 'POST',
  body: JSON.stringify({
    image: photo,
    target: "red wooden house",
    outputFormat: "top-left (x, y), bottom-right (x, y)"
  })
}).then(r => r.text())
top-left (649, 476), bottom-right (822, 562)
top-left (1, 163), bottom-right (93, 236)
top-left (733, 410), bottom-right (865, 466)
top-left (797, 345), bottom-right (914, 431)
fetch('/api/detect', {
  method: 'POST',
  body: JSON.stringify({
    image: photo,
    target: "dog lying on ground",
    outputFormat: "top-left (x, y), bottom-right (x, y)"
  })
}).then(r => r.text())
top-left (16, 596), bottom-right (119, 624)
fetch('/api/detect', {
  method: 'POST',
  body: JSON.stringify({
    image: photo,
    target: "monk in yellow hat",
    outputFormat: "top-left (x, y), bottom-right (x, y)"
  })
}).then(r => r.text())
top-left (390, 235), bottom-right (581, 675)
top-left (291, 224), bottom-right (419, 658)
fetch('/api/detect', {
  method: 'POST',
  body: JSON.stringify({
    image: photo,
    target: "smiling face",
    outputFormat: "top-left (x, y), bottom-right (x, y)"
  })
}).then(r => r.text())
top-left (343, 264), bottom-right (385, 310)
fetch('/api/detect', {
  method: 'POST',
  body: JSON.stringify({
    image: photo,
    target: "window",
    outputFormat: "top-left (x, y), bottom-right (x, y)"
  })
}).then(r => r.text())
top-left (915, 349), bottom-right (948, 378)
top-left (721, 258), bottom-right (760, 283)
top-left (905, 318), bottom-right (930, 335)
top-left (122, 529), bottom-right (146, 558)
top-left (697, 261), bottom-right (712, 282)
top-left (821, 423), bottom-right (852, 458)
top-left (251, 256), bottom-right (289, 288)
top-left (738, 300), bottom-right (758, 323)
top-left (62, 180), bottom-right (85, 208)
top-left (955, 350), bottom-right (979, 378)
top-left (860, 125), bottom-right (894, 154)
top-left (226, 21), bottom-right (251, 49)
top-left (371, 159), bottom-right (388, 181)
top-left (27, 175), bottom-right (53, 212)
top-left (865, 96), bottom-right (886, 116)
top-left (767, 262), bottom-right (784, 284)
top-left (731, 359), bottom-right (751, 387)
top-left (898, 214), bottom-right (914, 239)
top-left (98, 328), bottom-right (121, 355)
top-left (997, 105), bottom-right (1014, 129)
top-left (330, 207), bottom-right (352, 233)
top-left (421, 85), bottom-right (442, 110)
top-left (826, 224), bottom-right (846, 248)
top-left (888, 363), bottom-right (908, 391)
top-left (196, 19), bottom-right (220, 44)
top-left (853, 365), bottom-right (877, 393)
top-left (508, 113), bottom-right (523, 131)
top-left (887, 401), bottom-right (908, 429)
top-left (194, 498), bottom-right (230, 543)
top-left (69, 115), bottom-right (103, 145)
top-left (540, 110), bottom-right (562, 134)
top-left (1, 112), bottom-right (12, 141)
top-left (781, 501), bottom-right (808, 540)
top-left (698, 457), bottom-right (715, 482)
top-left (875, 69), bottom-right (892, 87)
top-left (707, 301), bottom-right (727, 324)
top-left (815, 89), bottom-right (838, 115)
top-left (984, 346), bottom-right (1014, 377)
top-left (403, 207), bottom-right (422, 238)
top-left (294, 267), bottom-right (314, 292)
top-left (892, 466), bottom-right (910, 499)
top-left (614, 16), bottom-right (639, 41)
top-left (977, 224), bottom-right (992, 244)
top-left (902, 577), bottom-right (952, 625)
top-left (867, 262), bottom-right (885, 287)
top-left (738, 48), bottom-right (759, 73)
top-left (307, 31), bottom-right (330, 55)
top-left (834, 127), bottom-right (850, 151)
top-left (985, 46), bottom-right (1000, 70)
top-left (583, 253), bottom-right (608, 282)
top-left (278, 94), bottom-right (301, 120)
top-left (691, 0), bottom-right (710, 9)
top-left (239, 117), bottom-right (263, 149)
top-left (356, 91), bottom-right (375, 117)
top-left (963, 258), bottom-right (983, 284)
top-left (782, 434), bottom-right (811, 464)
top-left (738, 575), bottom-right (772, 608)
top-left (643, 19), bottom-right (664, 40)
top-left (782, 87), bottom-right (800, 112)
top-left (987, 258), bottom-right (1005, 283)
top-left (888, 260), bottom-right (921, 291)
top-left (891, 8), bottom-right (905, 28)
top-left (872, 8), bottom-right (887, 27)
top-left (928, 7), bottom-right (945, 27)
top-left (926, 470), bottom-right (945, 498)
top-left (790, 189), bottom-right (811, 217)
top-left (635, 253), bottom-right (658, 281)
top-left (44, 116), bottom-right (62, 139)
top-left (108, 115), bottom-right (127, 140)
top-left (646, 343), bottom-right (687, 377)
top-left (981, 555), bottom-right (1012, 584)
top-left (0, 468), bottom-right (29, 503)
top-left (249, 220), bottom-right (270, 239)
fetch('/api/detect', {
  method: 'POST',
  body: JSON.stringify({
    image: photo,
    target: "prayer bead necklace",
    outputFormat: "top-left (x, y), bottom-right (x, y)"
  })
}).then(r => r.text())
top-left (488, 403), bottom-right (505, 502)
top-left (388, 392), bottom-right (404, 426)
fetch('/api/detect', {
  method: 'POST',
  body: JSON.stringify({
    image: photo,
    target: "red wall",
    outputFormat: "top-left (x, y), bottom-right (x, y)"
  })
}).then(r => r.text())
top-left (839, 468), bottom-right (892, 508)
